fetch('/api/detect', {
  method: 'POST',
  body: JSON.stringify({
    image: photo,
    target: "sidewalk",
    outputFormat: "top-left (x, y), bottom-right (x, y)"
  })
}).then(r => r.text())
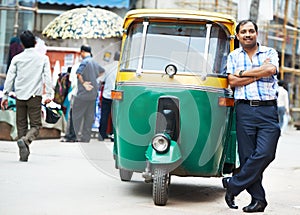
top-left (263, 125), bottom-right (300, 214)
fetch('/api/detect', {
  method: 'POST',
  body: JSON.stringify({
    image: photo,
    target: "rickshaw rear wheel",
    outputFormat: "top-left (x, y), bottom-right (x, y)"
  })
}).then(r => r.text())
top-left (119, 169), bottom-right (133, 181)
top-left (153, 168), bottom-right (170, 206)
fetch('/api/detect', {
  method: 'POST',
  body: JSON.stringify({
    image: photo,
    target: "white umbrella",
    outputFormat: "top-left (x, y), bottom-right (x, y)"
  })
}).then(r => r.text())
top-left (42, 7), bottom-right (123, 39)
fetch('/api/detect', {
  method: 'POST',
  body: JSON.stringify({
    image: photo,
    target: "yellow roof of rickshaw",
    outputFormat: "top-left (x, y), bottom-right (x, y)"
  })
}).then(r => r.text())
top-left (123, 9), bottom-right (235, 27)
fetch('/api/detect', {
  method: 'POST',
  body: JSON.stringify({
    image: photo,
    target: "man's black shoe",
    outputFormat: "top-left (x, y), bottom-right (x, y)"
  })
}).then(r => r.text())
top-left (222, 177), bottom-right (230, 189)
top-left (225, 190), bottom-right (238, 209)
top-left (222, 177), bottom-right (238, 209)
top-left (17, 138), bottom-right (30, 162)
top-left (243, 199), bottom-right (267, 213)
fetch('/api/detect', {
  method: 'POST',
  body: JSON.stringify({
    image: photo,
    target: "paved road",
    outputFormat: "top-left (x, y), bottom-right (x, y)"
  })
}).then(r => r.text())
top-left (0, 126), bottom-right (300, 215)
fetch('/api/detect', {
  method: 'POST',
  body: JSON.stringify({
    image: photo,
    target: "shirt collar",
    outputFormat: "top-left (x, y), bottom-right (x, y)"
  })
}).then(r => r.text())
top-left (24, 47), bottom-right (36, 52)
top-left (238, 42), bottom-right (268, 54)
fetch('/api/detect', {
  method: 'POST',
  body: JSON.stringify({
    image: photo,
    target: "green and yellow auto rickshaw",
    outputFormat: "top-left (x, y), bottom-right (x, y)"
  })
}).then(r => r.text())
top-left (111, 9), bottom-right (237, 206)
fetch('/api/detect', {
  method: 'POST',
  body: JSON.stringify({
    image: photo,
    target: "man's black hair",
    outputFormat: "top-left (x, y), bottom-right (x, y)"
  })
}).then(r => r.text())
top-left (80, 45), bottom-right (92, 53)
top-left (236, 20), bottom-right (258, 34)
top-left (19, 30), bottom-right (36, 48)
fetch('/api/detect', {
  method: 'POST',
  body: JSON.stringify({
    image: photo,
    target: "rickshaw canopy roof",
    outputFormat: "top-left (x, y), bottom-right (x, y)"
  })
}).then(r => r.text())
top-left (123, 9), bottom-right (236, 32)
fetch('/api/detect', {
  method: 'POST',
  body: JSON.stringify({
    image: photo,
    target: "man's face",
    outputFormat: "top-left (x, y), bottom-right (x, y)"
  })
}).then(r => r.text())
top-left (80, 50), bottom-right (85, 59)
top-left (236, 22), bottom-right (258, 49)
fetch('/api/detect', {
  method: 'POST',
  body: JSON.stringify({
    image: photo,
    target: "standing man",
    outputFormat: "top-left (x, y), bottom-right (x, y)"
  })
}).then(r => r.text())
top-left (1, 30), bottom-right (52, 162)
top-left (223, 20), bottom-right (281, 213)
top-left (98, 51), bottom-right (119, 141)
top-left (72, 45), bottom-right (105, 142)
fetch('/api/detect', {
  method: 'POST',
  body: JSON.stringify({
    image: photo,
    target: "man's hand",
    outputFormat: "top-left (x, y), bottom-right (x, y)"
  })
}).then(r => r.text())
top-left (263, 58), bottom-right (271, 64)
top-left (43, 98), bottom-right (52, 105)
top-left (1, 99), bottom-right (8, 110)
top-left (228, 73), bottom-right (258, 87)
top-left (234, 70), bottom-right (242, 76)
top-left (233, 57), bottom-right (274, 79)
top-left (83, 81), bottom-right (94, 91)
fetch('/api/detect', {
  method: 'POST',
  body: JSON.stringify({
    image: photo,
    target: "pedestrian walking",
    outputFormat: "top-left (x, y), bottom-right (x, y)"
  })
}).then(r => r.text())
top-left (72, 45), bottom-right (105, 142)
top-left (1, 30), bottom-right (53, 162)
top-left (223, 20), bottom-right (281, 213)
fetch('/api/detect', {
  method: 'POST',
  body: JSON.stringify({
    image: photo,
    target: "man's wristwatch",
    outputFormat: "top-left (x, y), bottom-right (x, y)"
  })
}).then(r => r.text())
top-left (239, 70), bottom-right (245, 77)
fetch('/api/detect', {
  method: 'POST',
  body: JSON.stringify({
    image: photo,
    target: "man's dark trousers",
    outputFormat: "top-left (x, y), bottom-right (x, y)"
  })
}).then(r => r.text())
top-left (99, 97), bottom-right (112, 139)
top-left (228, 102), bottom-right (281, 204)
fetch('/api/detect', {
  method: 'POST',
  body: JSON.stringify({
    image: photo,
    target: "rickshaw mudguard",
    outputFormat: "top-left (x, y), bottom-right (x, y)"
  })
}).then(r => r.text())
top-left (145, 140), bottom-right (182, 164)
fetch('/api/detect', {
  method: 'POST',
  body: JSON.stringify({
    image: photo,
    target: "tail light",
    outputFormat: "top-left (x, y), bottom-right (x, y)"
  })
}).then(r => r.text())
top-left (218, 97), bottom-right (234, 107)
top-left (111, 90), bottom-right (123, 100)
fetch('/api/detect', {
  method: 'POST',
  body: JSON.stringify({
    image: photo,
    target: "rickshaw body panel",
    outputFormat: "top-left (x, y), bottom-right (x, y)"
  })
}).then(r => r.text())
top-left (113, 76), bottom-right (234, 177)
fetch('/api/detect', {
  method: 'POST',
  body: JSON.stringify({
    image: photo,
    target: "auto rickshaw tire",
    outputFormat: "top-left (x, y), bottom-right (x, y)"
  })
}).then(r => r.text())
top-left (119, 169), bottom-right (133, 181)
top-left (153, 168), bottom-right (169, 206)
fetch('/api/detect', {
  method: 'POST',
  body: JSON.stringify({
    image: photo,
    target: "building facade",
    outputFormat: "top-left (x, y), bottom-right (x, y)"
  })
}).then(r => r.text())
top-left (0, 0), bottom-right (130, 88)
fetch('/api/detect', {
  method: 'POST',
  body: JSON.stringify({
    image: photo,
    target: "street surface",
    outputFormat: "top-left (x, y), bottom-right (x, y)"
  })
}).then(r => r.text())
top-left (0, 126), bottom-right (300, 215)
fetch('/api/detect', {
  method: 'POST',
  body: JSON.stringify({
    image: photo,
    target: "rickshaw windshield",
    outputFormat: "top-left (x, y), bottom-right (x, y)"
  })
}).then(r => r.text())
top-left (120, 21), bottom-right (230, 74)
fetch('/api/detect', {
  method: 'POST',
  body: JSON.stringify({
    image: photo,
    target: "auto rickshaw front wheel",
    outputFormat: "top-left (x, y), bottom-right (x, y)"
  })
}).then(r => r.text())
top-left (119, 169), bottom-right (133, 181)
top-left (152, 168), bottom-right (170, 206)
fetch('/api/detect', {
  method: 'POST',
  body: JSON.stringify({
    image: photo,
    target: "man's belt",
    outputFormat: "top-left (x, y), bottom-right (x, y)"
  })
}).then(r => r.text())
top-left (236, 99), bottom-right (277, 107)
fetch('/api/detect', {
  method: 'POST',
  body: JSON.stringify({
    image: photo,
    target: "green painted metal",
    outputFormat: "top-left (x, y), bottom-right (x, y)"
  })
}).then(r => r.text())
top-left (145, 140), bottom-right (182, 164)
top-left (112, 84), bottom-right (235, 176)
top-left (225, 108), bottom-right (237, 164)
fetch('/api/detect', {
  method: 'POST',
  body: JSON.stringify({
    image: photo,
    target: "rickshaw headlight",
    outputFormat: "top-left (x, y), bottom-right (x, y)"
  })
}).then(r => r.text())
top-left (165, 64), bottom-right (177, 78)
top-left (152, 134), bottom-right (170, 153)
